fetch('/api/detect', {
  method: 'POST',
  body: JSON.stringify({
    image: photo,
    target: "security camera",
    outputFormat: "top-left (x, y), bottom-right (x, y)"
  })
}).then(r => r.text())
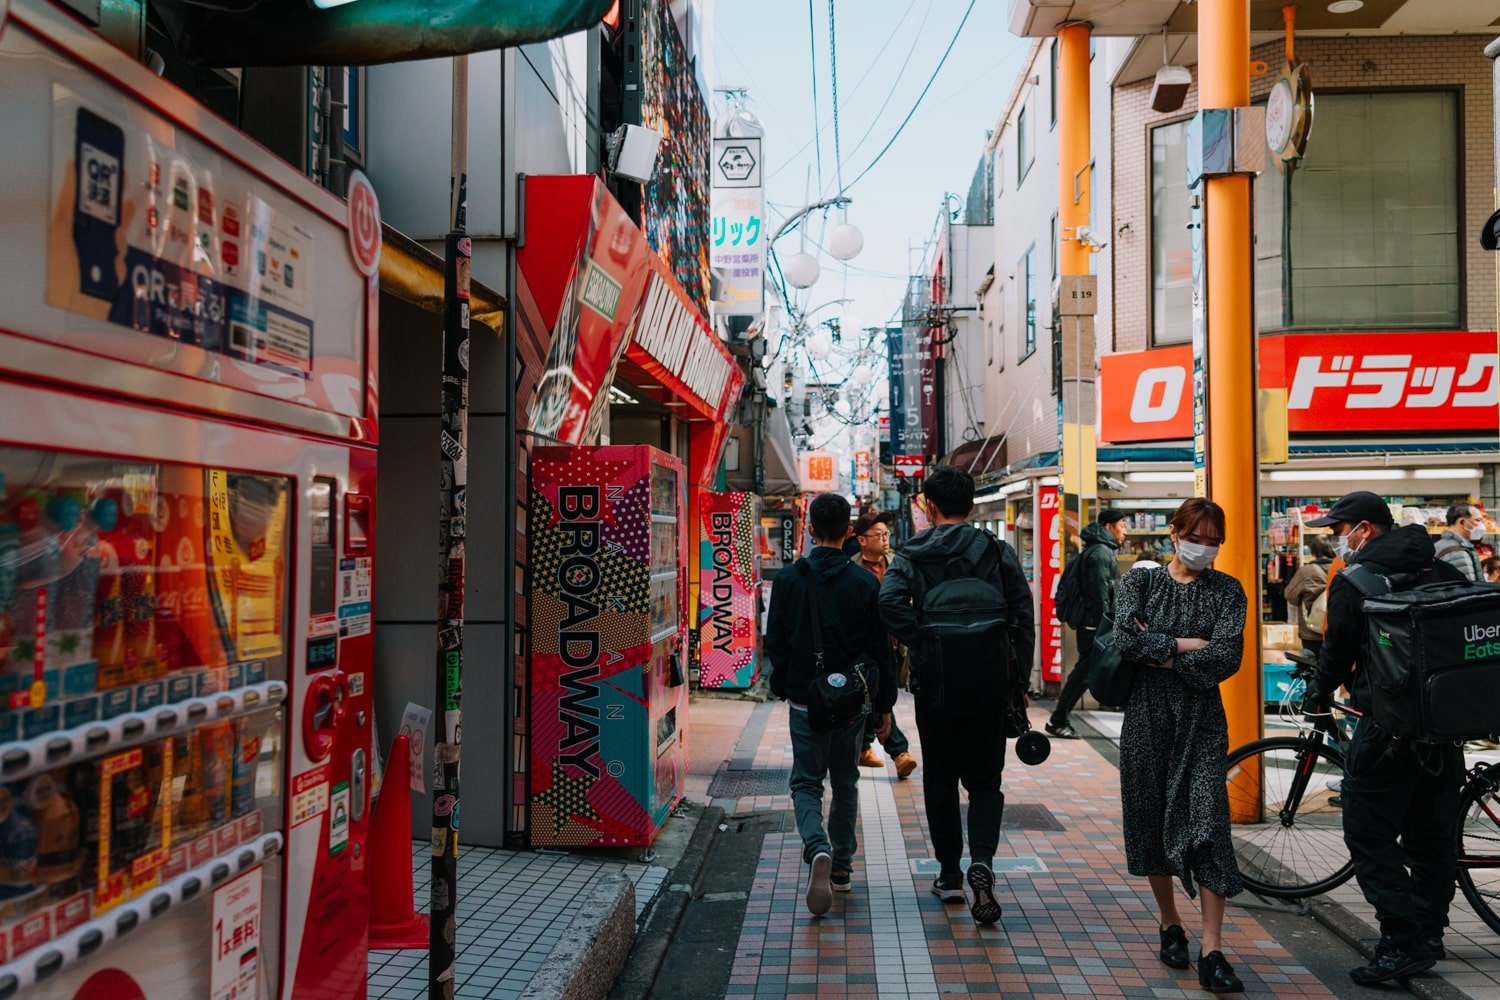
top-left (1076, 226), bottom-right (1107, 251)
top-left (1100, 475), bottom-right (1128, 492)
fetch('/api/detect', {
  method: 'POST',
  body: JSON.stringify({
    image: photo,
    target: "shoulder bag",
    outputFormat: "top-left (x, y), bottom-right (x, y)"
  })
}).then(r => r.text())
top-left (796, 561), bottom-right (876, 732)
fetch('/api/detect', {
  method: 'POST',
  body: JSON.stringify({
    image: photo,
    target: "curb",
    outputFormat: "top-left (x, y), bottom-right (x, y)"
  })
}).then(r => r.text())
top-left (520, 869), bottom-right (636, 1000)
top-left (606, 803), bottom-right (725, 999)
top-left (1302, 897), bottom-right (1473, 1000)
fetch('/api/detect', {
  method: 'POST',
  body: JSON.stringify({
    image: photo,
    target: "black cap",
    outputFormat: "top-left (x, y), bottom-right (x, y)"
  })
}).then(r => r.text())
top-left (1482, 208), bottom-right (1500, 251)
top-left (1305, 491), bottom-right (1395, 528)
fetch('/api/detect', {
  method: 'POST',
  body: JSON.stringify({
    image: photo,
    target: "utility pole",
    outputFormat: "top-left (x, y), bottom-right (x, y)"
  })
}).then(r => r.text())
top-left (430, 53), bottom-right (470, 1000)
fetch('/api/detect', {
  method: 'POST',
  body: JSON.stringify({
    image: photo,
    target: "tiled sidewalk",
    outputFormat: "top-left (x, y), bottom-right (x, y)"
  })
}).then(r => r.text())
top-left (366, 843), bottom-right (668, 999)
top-left (1076, 709), bottom-right (1500, 1000)
top-left (720, 698), bottom-right (1341, 999)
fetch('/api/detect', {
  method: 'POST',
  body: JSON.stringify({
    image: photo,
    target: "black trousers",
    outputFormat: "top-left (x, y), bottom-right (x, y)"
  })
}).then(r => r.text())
top-left (1341, 718), bottom-right (1464, 947)
top-left (1051, 628), bottom-right (1096, 725)
top-left (914, 697), bottom-right (1007, 873)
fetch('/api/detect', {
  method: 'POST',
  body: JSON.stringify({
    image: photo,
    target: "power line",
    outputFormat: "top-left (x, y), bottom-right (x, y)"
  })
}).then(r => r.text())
top-left (844, 0), bottom-right (979, 193)
top-left (765, 0), bottom-right (922, 183)
top-left (834, 0), bottom-right (936, 177)
top-left (807, 0), bottom-right (823, 192)
top-left (828, 0), bottom-right (844, 196)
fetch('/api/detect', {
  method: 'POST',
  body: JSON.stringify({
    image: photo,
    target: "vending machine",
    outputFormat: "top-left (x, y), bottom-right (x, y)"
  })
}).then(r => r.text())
top-left (528, 446), bottom-right (688, 848)
top-left (0, 2), bottom-right (377, 996)
top-left (696, 492), bottom-right (761, 690)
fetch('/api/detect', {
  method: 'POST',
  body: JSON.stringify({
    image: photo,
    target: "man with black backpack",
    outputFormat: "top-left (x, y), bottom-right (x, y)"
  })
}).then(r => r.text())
top-left (878, 465), bottom-right (1034, 925)
top-left (765, 492), bottom-right (897, 916)
top-left (1306, 491), bottom-right (1466, 986)
top-left (1047, 509), bottom-right (1127, 739)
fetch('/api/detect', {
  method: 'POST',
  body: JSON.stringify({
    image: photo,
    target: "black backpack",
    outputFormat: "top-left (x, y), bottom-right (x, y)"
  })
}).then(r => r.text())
top-left (795, 561), bottom-right (876, 732)
top-left (908, 529), bottom-right (1012, 716)
top-left (1054, 552), bottom-right (1088, 629)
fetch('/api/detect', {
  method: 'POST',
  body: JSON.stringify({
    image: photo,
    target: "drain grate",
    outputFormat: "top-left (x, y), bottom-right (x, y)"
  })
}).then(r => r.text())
top-left (707, 767), bottom-right (792, 798)
top-left (1002, 803), bottom-right (1066, 832)
top-left (730, 810), bottom-right (793, 834)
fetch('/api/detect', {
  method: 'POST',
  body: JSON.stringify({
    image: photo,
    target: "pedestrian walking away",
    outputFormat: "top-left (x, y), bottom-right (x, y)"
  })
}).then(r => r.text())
top-left (1282, 534), bottom-right (1335, 660)
top-left (1049, 508), bottom-right (1127, 739)
top-left (1306, 490), bottom-right (1467, 986)
top-left (878, 465), bottom-right (1035, 927)
top-left (1434, 502), bottom-right (1485, 582)
top-left (1112, 496), bottom-right (1248, 995)
top-left (765, 492), bottom-right (896, 916)
top-left (850, 509), bottom-right (918, 778)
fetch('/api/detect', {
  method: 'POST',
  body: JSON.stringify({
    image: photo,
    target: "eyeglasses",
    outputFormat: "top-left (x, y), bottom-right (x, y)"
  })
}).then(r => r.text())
top-left (861, 531), bottom-right (890, 540)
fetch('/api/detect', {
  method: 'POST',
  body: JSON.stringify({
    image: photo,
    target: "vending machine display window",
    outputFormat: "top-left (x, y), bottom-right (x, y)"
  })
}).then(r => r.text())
top-left (0, 446), bottom-right (289, 990)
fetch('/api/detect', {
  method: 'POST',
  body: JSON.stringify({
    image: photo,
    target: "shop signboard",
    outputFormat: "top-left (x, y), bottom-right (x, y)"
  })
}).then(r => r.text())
top-left (854, 450), bottom-right (872, 495)
top-left (710, 137), bottom-right (764, 317)
top-left (799, 452), bottom-right (837, 492)
top-left (1100, 333), bottom-right (1500, 443)
top-left (628, 266), bottom-right (741, 422)
top-left (697, 491), bottom-right (760, 690)
top-left (886, 324), bottom-right (934, 459)
top-left (1038, 485), bottom-right (1064, 684)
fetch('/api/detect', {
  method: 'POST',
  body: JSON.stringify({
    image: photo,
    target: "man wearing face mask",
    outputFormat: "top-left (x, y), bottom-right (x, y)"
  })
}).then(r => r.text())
top-left (1306, 491), bottom-right (1466, 986)
top-left (1434, 503), bottom-right (1485, 582)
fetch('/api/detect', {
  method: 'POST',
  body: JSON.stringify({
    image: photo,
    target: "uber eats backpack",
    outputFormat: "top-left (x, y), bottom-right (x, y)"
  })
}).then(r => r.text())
top-left (1054, 554), bottom-right (1088, 629)
top-left (908, 529), bottom-right (1012, 716)
top-left (1348, 569), bottom-right (1500, 742)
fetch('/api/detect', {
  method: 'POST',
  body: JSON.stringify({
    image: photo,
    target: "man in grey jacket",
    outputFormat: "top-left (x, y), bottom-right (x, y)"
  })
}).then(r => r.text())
top-left (1434, 503), bottom-right (1485, 582)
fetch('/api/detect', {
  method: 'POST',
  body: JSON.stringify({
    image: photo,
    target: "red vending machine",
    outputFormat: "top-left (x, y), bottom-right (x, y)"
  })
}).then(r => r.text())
top-left (528, 446), bottom-right (688, 848)
top-left (0, 2), bottom-right (377, 995)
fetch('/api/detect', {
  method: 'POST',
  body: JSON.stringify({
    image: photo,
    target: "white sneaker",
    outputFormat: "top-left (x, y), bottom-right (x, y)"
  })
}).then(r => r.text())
top-left (806, 852), bottom-right (833, 916)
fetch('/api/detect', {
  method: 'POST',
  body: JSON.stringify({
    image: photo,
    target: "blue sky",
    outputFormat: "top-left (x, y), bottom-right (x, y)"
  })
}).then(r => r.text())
top-left (712, 0), bottom-right (1030, 339)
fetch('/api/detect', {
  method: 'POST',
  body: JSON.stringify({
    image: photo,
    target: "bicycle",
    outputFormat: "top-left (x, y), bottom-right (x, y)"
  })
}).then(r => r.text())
top-left (1223, 653), bottom-right (1500, 936)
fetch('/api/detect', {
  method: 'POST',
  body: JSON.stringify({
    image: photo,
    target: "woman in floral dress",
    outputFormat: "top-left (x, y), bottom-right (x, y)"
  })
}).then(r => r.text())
top-left (1114, 497), bottom-right (1247, 995)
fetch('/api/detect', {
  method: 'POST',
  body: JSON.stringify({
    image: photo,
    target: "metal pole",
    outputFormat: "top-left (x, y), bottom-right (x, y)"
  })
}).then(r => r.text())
top-left (430, 53), bottom-right (470, 1000)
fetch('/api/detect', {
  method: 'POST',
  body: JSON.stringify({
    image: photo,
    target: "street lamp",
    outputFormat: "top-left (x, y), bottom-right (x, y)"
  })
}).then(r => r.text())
top-left (769, 195), bottom-right (863, 294)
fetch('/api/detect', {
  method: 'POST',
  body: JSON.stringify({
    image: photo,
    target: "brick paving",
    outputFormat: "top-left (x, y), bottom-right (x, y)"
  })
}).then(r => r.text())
top-left (718, 697), bottom-right (1340, 999)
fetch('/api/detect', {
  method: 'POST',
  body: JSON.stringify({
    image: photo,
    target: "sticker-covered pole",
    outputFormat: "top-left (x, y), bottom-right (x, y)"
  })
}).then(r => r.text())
top-left (430, 53), bottom-right (469, 1000)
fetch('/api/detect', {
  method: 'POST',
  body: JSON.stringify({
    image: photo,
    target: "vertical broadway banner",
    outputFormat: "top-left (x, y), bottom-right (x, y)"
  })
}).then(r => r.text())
top-left (697, 492), bottom-right (761, 689)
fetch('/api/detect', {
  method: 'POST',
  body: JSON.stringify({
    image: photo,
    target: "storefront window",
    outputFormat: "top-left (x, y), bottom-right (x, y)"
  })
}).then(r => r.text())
top-left (1150, 119), bottom-right (1192, 345)
top-left (1151, 91), bottom-right (1461, 340)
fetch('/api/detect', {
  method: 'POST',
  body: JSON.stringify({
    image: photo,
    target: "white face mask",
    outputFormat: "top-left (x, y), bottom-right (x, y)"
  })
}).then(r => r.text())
top-left (1176, 540), bottom-right (1218, 571)
top-left (1333, 535), bottom-right (1352, 561)
top-left (1469, 522), bottom-right (1487, 542)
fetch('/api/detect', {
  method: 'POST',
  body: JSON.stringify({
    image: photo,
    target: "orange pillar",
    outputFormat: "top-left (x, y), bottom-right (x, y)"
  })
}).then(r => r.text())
top-left (1200, 0), bottom-right (1264, 819)
top-left (1057, 24), bottom-right (1091, 278)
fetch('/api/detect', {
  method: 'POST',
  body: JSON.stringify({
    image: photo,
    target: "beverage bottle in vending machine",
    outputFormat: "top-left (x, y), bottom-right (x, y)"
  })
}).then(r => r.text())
top-left (92, 498), bottom-right (129, 687)
top-left (0, 784), bottom-right (39, 905)
top-left (9, 494), bottom-right (61, 682)
top-left (48, 495), bottom-right (101, 672)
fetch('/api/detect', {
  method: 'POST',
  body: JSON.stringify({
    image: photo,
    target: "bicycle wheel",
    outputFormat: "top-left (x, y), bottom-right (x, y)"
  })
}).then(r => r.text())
top-left (1225, 736), bottom-right (1355, 899)
top-left (1456, 763), bottom-right (1500, 936)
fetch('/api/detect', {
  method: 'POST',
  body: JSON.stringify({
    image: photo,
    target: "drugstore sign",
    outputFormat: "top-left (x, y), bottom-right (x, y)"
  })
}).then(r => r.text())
top-left (1100, 333), bottom-right (1500, 442)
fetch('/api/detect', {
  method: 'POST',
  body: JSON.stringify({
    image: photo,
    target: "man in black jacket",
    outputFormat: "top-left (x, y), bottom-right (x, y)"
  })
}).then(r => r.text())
top-left (879, 465), bottom-right (1035, 925)
top-left (1047, 509), bottom-right (1126, 739)
top-left (1307, 491), bottom-right (1466, 986)
top-left (765, 492), bottom-right (896, 916)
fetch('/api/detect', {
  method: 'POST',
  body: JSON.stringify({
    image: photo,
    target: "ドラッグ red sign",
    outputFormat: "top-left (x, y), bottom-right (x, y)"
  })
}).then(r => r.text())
top-left (1100, 333), bottom-right (1499, 442)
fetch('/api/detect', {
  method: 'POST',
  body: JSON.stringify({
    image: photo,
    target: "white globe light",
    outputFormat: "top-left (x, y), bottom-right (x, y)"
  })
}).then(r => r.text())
top-left (834, 396), bottom-right (851, 416)
top-left (782, 252), bottom-right (821, 289)
top-left (807, 330), bottom-right (832, 360)
top-left (827, 222), bottom-right (864, 261)
top-left (851, 365), bottom-right (874, 386)
top-left (875, 382), bottom-right (889, 404)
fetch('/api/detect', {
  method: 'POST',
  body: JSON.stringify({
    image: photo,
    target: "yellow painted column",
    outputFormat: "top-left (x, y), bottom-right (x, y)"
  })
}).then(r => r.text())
top-left (1200, 0), bottom-right (1264, 819)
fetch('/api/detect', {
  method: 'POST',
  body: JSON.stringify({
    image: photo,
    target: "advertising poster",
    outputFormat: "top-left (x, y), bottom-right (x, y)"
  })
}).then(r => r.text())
top-left (710, 137), bottom-right (764, 317)
top-left (1038, 485), bottom-right (1064, 684)
top-left (210, 869), bottom-right (263, 1000)
top-left (528, 446), bottom-right (687, 847)
top-left (697, 492), bottom-right (760, 689)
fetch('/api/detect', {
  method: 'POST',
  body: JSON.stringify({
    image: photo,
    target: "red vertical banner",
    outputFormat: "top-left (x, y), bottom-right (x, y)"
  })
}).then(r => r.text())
top-left (1037, 485), bottom-right (1063, 684)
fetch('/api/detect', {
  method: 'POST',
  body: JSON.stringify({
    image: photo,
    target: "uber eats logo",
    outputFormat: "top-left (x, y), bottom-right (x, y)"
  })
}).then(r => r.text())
top-left (1463, 622), bottom-right (1500, 661)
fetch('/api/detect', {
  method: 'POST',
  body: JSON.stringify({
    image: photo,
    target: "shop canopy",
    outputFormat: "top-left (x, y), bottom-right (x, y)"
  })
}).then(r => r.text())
top-left (515, 175), bottom-right (744, 487)
top-left (152, 0), bottom-right (616, 67)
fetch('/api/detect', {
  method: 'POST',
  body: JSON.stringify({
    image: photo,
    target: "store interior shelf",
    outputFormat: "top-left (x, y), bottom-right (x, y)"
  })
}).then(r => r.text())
top-left (0, 831), bottom-right (284, 997)
top-left (0, 680), bottom-right (288, 785)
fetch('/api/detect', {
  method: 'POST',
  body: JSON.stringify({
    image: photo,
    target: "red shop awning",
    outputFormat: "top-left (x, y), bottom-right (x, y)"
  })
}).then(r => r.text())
top-left (515, 175), bottom-right (744, 485)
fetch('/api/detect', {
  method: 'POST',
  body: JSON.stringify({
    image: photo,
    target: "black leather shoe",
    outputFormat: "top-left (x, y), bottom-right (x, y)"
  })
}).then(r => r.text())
top-left (1349, 942), bottom-right (1436, 986)
top-left (1198, 951), bottom-right (1244, 994)
top-left (1420, 929), bottom-right (1446, 961)
top-left (1045, 720), bottom-right (1080, 740)
top-left (1158, 924), bottom-right (1190, 969)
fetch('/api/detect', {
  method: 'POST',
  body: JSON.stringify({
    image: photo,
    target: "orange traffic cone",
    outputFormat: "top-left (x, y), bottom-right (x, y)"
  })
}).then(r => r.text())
top-left (368, 734), bottom-right (430, 950)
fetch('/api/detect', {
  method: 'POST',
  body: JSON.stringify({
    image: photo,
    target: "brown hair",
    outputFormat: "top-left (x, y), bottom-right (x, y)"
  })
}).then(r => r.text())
top-left (1170, 497), bottom-right (1227, 541)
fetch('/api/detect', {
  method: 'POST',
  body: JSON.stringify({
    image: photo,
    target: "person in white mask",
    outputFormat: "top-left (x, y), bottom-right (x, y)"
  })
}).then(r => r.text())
top-left (1434, 503), bottom-right (1485, 582)
top-left (1111, 497), bottom-right (1249, 995)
